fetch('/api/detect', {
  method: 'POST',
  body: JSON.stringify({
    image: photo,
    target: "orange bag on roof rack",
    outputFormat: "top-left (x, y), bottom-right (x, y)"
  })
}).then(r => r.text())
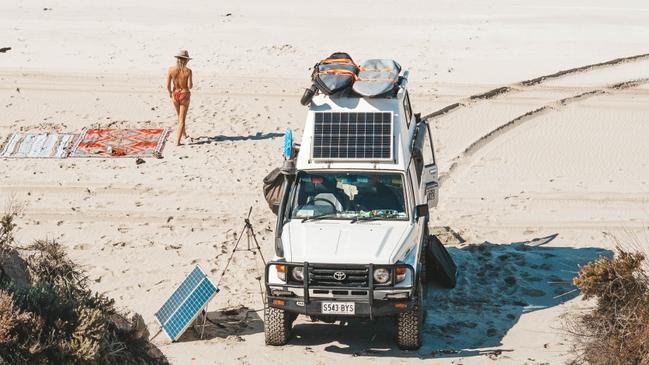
top-left (319, 57), bottom-right (359, 66)
top-left (311, 52), bottom-right (359, 95)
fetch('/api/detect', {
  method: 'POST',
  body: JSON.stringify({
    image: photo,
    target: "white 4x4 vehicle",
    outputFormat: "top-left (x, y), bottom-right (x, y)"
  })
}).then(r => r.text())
top-left (264, 60), bottom-right (456, 350)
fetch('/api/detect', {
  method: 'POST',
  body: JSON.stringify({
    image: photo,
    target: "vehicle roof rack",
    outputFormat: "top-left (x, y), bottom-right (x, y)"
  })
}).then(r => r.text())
top-left (301, 54), bottom-right (405, 105)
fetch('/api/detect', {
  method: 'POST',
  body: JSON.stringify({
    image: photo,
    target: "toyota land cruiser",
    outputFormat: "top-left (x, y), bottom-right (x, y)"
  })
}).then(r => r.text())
top-left (264, 59), bottom-right (455, 350)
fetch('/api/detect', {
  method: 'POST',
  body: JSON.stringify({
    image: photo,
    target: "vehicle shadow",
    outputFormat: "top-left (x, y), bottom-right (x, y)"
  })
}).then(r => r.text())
top-left (289, 234), bottom-right (611, 358)
top-left (176, 305), bottom-right (263, 342)
top-left (189, 132), bottom-right (284, 145)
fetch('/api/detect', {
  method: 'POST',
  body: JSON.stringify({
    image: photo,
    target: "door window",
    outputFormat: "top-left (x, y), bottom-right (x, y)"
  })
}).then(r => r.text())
top-left (403, 92), bottom-right (413, 128)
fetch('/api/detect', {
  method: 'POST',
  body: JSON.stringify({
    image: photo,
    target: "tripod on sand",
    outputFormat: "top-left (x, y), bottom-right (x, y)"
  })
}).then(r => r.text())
top-left (231, 207), bottom-right (266, 264)
top-left (217, 206), bottom-right (267, 299)
top-left (192, 207), bottom-right (268, 338)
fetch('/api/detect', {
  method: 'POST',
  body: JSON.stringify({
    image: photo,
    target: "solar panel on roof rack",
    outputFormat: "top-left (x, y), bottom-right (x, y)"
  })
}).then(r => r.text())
top-left (312, 112), bottom-right (393, 160)
top-left (155, 266), bottom-right (219, 341)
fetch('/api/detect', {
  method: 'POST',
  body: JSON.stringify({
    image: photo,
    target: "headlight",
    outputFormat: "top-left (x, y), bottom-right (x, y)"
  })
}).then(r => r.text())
top-left (291, 267), bottom-right (304, 282)
top-left (373, 268), bottom-right (390, 284)
top-left (396, 267), bottom-right (407, 283)
top-left (276, 264), bottom-right (286, 282)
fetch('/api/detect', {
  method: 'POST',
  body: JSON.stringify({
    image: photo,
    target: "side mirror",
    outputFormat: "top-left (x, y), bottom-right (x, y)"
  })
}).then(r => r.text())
top-left (415, 204), bottom-right (429, 219)
top-left (300, 85), bottom-right (317, 106)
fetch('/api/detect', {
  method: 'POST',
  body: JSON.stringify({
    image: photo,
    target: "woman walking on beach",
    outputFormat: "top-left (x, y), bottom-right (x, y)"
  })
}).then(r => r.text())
top-left (167, 50), bottom-right (193, 145)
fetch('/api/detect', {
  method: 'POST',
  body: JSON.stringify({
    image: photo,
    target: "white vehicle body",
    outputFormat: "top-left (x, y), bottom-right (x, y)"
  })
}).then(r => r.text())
top-left (264, 67), bottom-right (442, 349)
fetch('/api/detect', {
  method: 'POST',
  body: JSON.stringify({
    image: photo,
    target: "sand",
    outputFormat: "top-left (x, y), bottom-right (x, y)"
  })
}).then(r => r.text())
top-left (1, 0), bottom-right (649, 364)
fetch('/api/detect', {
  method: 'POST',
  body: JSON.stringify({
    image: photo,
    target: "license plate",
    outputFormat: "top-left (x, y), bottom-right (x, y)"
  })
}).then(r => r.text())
top-left (321, 302), bottom-right (355, 315)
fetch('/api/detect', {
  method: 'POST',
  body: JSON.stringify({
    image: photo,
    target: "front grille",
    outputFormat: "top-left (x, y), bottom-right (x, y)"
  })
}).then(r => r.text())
top-left (308, 266), bottom-right (369, 287)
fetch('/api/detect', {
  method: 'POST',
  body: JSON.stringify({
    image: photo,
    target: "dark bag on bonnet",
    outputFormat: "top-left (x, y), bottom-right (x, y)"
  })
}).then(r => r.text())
top-left (263, 168), bottom-right (284, 215)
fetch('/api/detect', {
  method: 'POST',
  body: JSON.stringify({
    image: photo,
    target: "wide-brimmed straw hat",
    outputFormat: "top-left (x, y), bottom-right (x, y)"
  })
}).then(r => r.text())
top-left (175, 50), bottom-right (192, 60)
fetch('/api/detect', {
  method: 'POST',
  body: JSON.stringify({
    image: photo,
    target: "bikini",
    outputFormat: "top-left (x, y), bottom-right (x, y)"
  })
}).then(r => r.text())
top-left (173, 89), bottom-right (190, 103)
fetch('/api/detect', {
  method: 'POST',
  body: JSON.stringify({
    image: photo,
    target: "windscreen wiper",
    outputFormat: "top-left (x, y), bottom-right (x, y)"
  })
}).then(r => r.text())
top-left (350, 216), bottom-right (383, 224)
top-left (301, 213), bottom-right (339, 223)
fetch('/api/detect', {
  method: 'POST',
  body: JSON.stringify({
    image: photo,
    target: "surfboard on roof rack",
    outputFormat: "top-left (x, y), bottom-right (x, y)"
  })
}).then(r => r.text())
top-left (300, 55), bottom-right (404, 105)
top-left (352, 59), bottom-right (402, 97)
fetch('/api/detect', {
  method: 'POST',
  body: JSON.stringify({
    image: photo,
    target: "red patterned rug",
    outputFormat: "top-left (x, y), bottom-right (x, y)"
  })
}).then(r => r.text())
top-left (70, 128), bottom-right (170, 158)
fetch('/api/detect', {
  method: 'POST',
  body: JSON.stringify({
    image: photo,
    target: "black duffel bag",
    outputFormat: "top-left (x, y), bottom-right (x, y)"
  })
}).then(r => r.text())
top-left (263, 168), bottom-right (284, 215)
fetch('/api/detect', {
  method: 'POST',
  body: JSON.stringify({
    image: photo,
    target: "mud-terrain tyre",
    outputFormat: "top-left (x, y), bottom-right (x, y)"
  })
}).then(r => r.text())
top-left (396, 281), bottom-right (423, 350)
top-left (264, 306), bottom-right (293, 345)
top-left (426, 235), bottom-right (457, 289)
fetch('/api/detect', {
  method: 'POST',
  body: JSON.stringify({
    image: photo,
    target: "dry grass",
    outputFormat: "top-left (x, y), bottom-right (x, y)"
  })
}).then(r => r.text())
top-left (0, 199), bottom-right (19, 249)
top-left (0, 289), bottom-right (44, 358)
top-left (569, 247), bottom-right (649, 365)
top-left (0, 210), bottom-right (168, 365)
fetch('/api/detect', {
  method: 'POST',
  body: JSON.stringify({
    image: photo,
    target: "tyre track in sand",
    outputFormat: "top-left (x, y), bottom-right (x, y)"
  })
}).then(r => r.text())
top-left (440, 77), bottom-right (649, 182)
top-left (420, 52), bottom-right (649, 121)
top-left (415, 52), bottom-right (649, 181)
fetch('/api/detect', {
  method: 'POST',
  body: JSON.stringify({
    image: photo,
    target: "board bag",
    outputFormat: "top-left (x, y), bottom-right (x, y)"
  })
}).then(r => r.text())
top-left (352, 59), bottom-right (401, 97)
top-left (311, 52), bottom-right (359, 95)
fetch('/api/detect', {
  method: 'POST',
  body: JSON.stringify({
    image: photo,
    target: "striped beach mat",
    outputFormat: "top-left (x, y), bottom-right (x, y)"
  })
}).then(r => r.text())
top-left (69, 128), bottom-right (170, 158)
top-left (0, 133), bottom-right (77, 158)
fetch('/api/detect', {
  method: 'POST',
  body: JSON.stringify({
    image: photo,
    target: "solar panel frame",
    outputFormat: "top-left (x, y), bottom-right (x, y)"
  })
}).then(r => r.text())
top-left (155, 266), bottom-right (219, 341)
top-left (311, 111), bottom-right (394, 161)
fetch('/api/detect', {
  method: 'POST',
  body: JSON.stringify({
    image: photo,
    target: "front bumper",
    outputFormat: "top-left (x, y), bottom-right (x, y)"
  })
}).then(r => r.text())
top-left (265, 262), bottom-right (416, 319)
top-left (266, 295), bottom-right (415, 317)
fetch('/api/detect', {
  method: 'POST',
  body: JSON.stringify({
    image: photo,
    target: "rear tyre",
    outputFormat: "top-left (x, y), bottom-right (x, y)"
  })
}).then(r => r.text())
top-left (396, 281), bottom-right (423, 350)
top-left (264, 306), bottom-right (293, 346)
top-left (426, 235), bottom-right (457, 289)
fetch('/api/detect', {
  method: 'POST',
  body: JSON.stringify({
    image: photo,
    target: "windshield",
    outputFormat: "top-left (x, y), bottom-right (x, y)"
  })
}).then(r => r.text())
top-left (289, 172), bottom-right (408, 221)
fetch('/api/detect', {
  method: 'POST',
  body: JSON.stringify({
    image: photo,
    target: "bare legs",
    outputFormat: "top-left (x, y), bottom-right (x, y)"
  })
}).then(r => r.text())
top-left (173, 97), bottom-right (190, 146)
top-left (179, 103), bottom-right (189, 139)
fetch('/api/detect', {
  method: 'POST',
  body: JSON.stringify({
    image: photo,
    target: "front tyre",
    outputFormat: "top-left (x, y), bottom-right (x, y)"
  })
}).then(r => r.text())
top-left (264, 306), bottom-right (293, 345)
top-left (396, 281), bottom-right (423, 350)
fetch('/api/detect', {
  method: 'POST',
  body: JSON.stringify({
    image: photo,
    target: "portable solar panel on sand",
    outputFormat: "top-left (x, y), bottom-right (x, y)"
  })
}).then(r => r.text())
top-left (155, 266), bottom-right (219, 341)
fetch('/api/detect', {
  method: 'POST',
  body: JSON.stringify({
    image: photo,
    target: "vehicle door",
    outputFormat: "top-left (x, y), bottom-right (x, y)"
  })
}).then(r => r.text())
top-left (419, 122), bottom-right (439, 208)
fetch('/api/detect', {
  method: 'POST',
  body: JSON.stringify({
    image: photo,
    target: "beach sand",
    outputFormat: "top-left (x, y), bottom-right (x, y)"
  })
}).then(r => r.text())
top-left (1, 0), bottom-right (649, 363)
